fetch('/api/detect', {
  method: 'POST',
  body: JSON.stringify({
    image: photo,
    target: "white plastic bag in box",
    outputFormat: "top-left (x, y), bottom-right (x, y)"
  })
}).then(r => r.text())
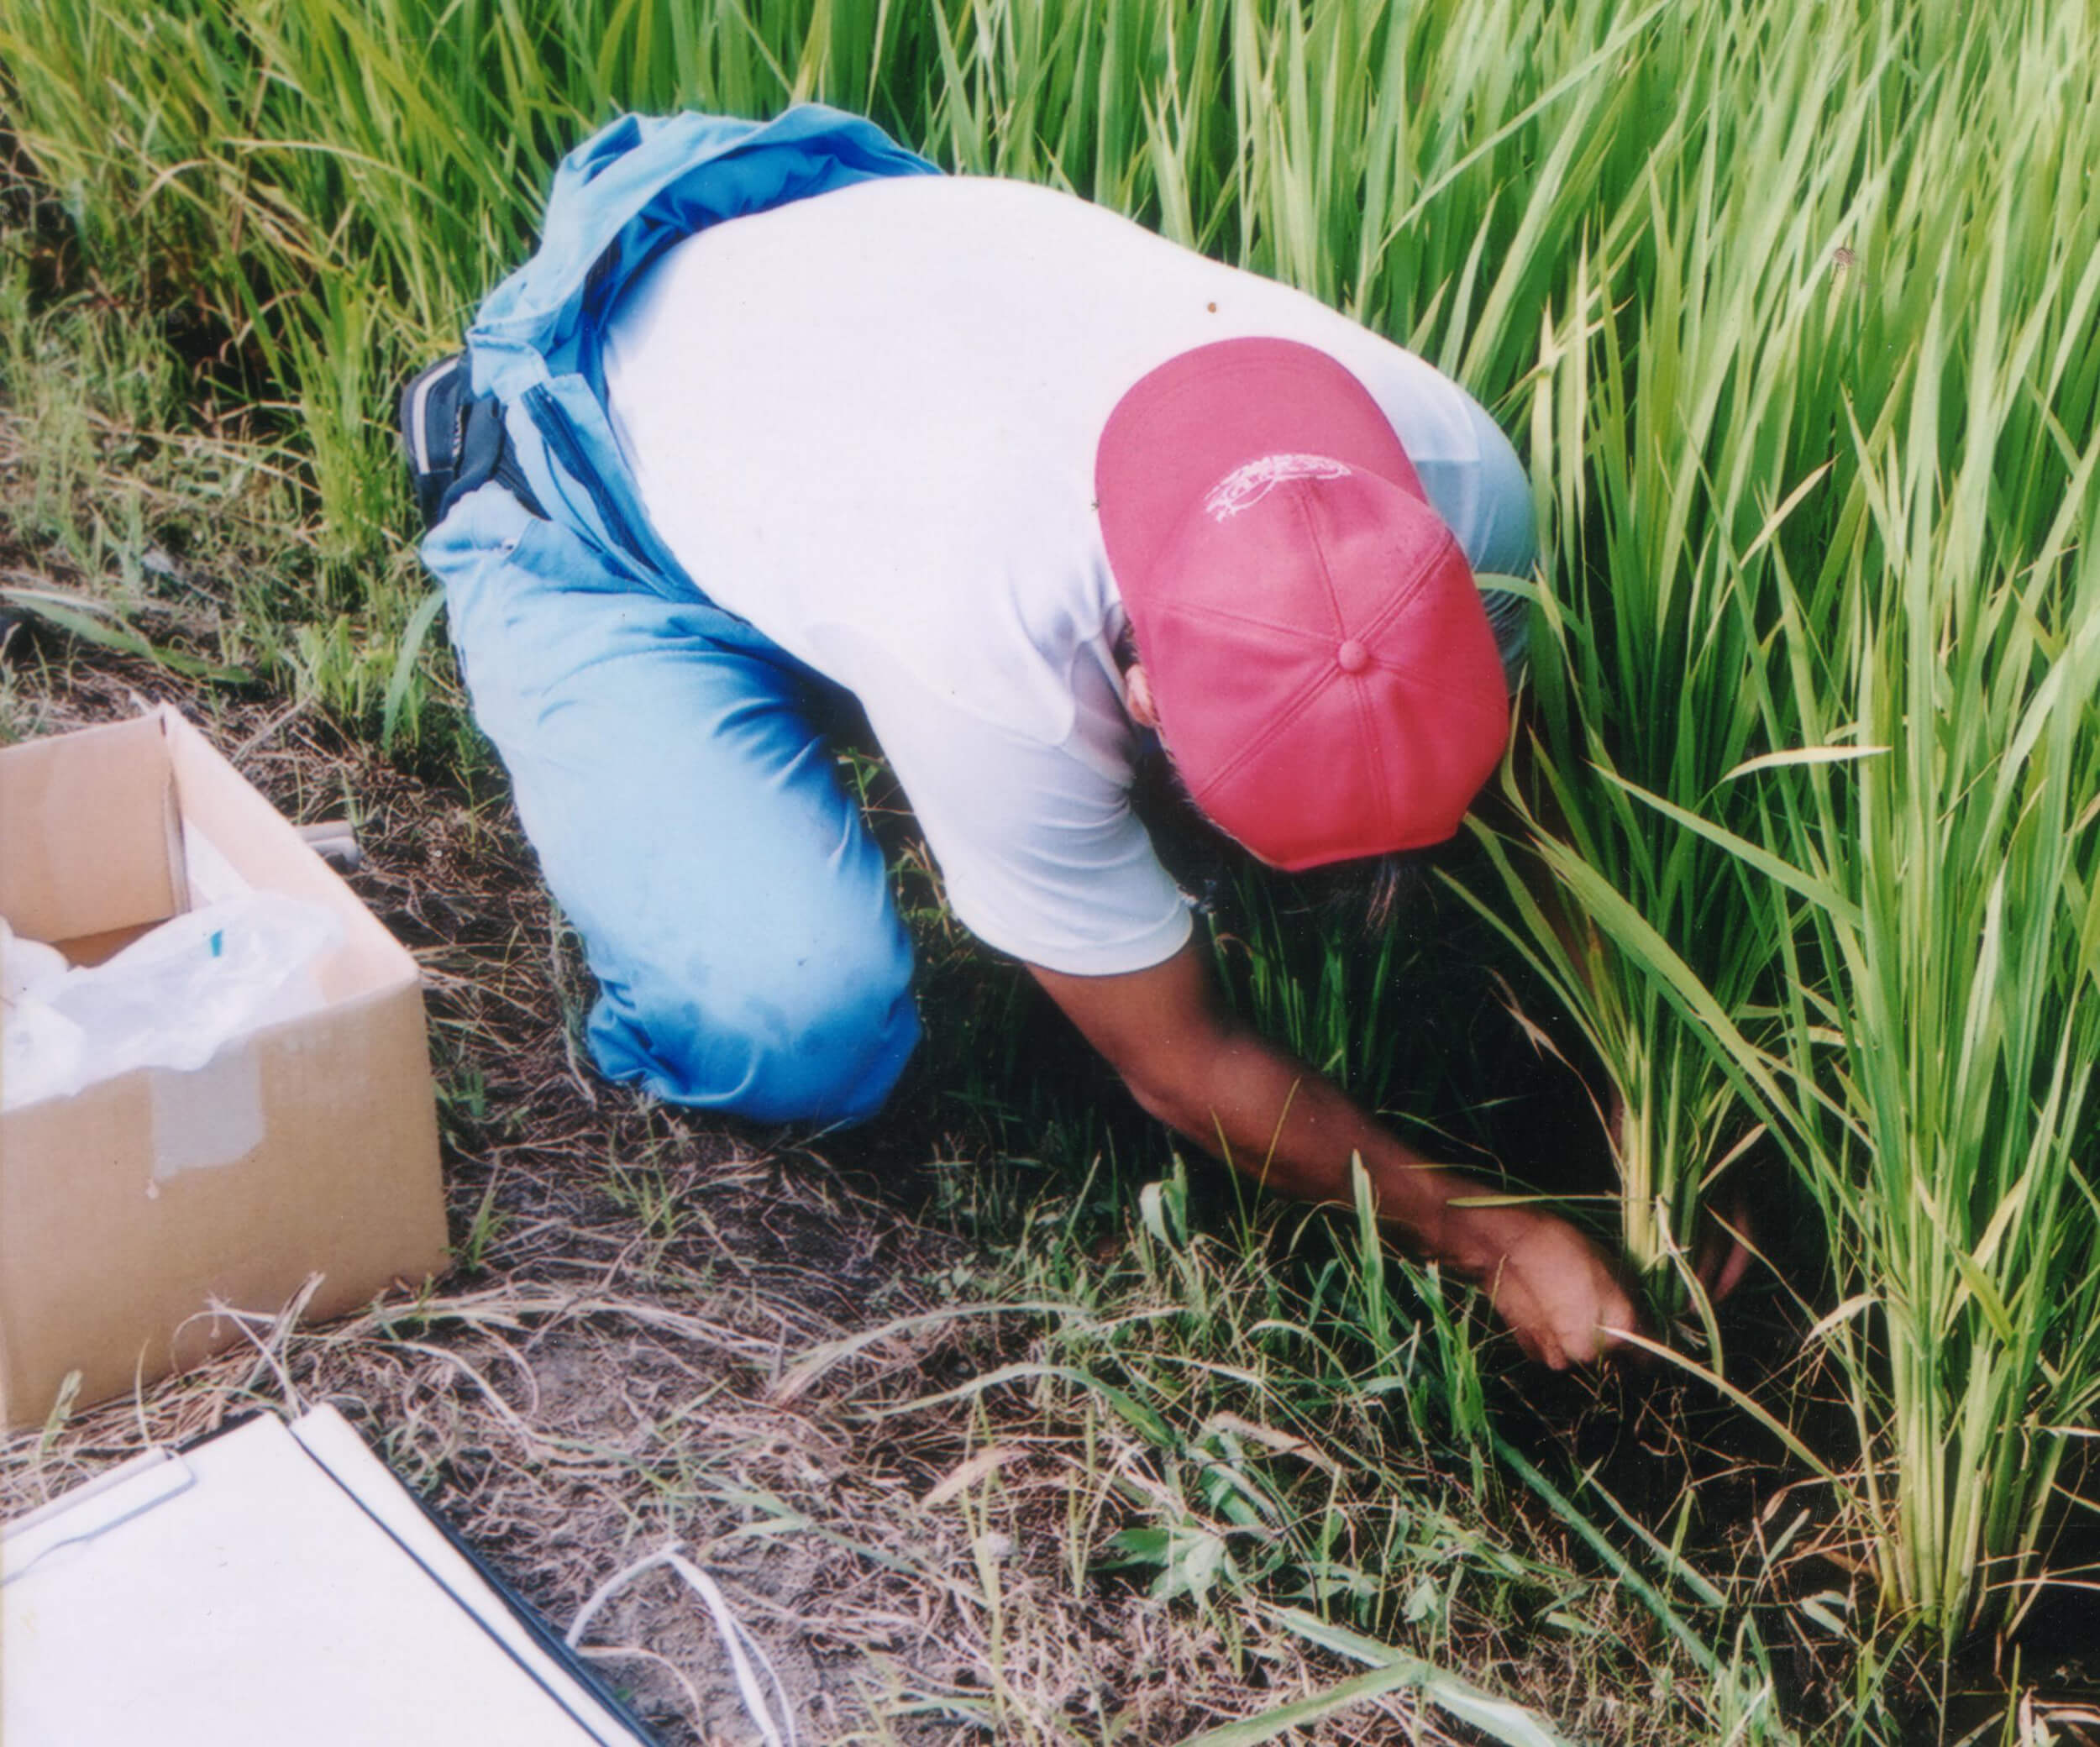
top-left (0, 894), bottom-right (340, 1111)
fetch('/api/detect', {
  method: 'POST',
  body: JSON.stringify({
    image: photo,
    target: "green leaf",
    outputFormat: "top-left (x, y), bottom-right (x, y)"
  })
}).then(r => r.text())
top-left (1167, 1605), bottom-right (1581, 1747)
top-left (379, 583), bottom-right (447, 753)
top-left (3, 588), bottom-right (249, 685)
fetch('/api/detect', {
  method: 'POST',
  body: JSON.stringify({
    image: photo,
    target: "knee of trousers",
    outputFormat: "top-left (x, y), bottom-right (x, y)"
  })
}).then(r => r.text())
top-left (585, 930), bottom-right (921, 1127)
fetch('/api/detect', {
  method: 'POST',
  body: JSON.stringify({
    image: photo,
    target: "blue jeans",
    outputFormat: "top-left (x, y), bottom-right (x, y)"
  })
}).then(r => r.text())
top-left (427, 401), bottom-right (1534, 1129)
top-left (426, 483), bottom-right (921, 1125)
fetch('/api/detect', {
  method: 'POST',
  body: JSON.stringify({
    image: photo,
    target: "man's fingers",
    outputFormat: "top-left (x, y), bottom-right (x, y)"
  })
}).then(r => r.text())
top-left (1692, 1220), bottom-right (1751, 1304)
top-left (1711, 1229), bottom-right (1752, 1302)
top-left (1568, 1309), bottom-right (1625, 1367)
top-left (1593, 1270), bottom-right (1652, 1365)
top-left (1694, 1190), bottom-right (1759, 1303)
top-left (1499, 1287), bottom-right (1567, 1370)
top-left (1599, 1315), bottom-right (1651, 1368)
top-left (1483, 1213), bottom-right (1648, 1370)
top-left (1507, 1315), bottom-right (1548, 1367)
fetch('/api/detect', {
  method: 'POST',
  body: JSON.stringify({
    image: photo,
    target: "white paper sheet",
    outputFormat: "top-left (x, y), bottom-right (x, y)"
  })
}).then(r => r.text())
top-left (3, 1406), bottom-right (653, 1746)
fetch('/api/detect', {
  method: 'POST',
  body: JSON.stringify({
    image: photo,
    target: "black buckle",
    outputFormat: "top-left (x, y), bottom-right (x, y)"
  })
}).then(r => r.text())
top-left (399, 354), bottom-right (546, 532)
top-left (400, 354), bottom-right (470, 530)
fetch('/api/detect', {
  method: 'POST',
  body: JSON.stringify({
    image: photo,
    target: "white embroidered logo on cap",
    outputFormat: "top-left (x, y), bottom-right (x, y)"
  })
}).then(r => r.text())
top-left (1204, 454), bottom-right (1352, 521)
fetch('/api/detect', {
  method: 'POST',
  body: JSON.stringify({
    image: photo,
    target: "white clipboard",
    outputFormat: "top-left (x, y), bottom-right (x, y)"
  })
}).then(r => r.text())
top-left (3, 1404), bottom-right (657, 1746)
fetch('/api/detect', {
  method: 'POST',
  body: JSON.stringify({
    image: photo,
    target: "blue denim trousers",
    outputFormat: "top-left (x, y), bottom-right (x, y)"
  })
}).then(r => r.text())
top-left (426, 481), bottom-right (921, 1126)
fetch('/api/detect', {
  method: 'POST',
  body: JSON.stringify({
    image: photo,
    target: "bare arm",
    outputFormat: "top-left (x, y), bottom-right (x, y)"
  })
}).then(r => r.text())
top-left (1028, 940), bottom-right (1639, 1369)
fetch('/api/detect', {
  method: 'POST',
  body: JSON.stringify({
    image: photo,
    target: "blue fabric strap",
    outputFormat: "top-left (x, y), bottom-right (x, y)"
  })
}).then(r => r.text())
top-left (470, 106), bottom-right (937, 401)
top-left (460, 108), bottom-right (937, 585)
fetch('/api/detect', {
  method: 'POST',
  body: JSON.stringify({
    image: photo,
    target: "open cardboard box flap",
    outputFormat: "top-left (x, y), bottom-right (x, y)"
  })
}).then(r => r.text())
top-left (0, 706), bottom-right (449, 1426)
top-left (0, 712), bottom-right (186, 948)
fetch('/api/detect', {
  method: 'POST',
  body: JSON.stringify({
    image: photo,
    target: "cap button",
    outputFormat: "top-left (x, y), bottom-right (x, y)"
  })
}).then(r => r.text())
top-left (1336, 639), bottom-right (1370, 674)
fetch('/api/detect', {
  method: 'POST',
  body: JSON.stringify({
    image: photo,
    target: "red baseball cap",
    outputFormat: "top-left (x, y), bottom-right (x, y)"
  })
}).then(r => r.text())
top-left (1095, 338), bottom-right (1510, 870)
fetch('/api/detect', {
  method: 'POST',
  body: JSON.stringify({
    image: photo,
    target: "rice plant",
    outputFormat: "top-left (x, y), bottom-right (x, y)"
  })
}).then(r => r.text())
top-left (1742, 75), bottom-right (2100, 1633)
top-left (1445, 0), bottom-right (2100, 1643)
top-left (7, 0), bottom-right (2100, 1672)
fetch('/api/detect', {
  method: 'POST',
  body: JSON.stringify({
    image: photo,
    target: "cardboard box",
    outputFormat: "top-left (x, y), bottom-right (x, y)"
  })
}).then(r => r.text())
top-left (3, 1404), bottom-right (657, 1744)
top-left (0, 707), bottom-right (449, 1426)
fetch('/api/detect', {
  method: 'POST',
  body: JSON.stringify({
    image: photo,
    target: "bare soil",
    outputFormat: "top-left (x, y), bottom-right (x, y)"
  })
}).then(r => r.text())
top-left (3, 643), bottom-right (948, 1738)
top-left (19, 621), bottom-right (2084, 1744)
top-left (0, 640), bottom-right (1436, 1745)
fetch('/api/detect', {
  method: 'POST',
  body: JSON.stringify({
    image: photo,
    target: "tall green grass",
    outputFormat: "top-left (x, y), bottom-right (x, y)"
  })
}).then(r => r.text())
top-left (6, 0), bottom-right (2098, 1662)
top-left (1745, 65), bottom-right (2100, 1629)
top-left (1478, 0), bottom-right (2100, 1639)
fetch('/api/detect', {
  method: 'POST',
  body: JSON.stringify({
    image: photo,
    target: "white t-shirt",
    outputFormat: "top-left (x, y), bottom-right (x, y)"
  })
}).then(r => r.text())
top-left (601, 174), bottom-right (1532, 975)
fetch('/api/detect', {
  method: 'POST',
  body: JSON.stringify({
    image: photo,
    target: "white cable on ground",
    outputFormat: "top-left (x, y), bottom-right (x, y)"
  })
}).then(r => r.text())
top-left (566, 1543), bottom-right (798, 1747)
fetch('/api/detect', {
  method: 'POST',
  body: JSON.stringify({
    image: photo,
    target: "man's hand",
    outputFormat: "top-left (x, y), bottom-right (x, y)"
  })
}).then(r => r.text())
top-left (1436, 1194), bottom-right (1641, 1370)
top-left (1029, 941), bottom-right (1640, 1369)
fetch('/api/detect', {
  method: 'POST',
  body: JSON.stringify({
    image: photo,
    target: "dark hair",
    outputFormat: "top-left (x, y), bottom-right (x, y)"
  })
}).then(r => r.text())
top-left (1126, 727), bottom-right (1427, 937)
top-left (1115, 622), bottom-right (1430, 935)
top-left (1295, 845), bottom-right (1431, 934)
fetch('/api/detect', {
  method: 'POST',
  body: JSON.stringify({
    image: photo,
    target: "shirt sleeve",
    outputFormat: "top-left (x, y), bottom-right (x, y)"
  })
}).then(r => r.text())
top-left (857, 688), bottom-right (1194, 975)
top-left (1310, 323), bottom-right (1538, 574)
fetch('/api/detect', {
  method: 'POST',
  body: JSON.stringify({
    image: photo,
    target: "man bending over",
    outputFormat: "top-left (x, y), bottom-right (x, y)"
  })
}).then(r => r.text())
top-left (407, 107), bottom-right (1637, 1369)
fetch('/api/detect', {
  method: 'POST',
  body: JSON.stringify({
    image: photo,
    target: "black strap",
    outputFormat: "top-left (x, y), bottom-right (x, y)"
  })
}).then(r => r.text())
top-left (401, 353), bottom-right (547, 532)
top-left (440, 393), bottom-right (548, 527)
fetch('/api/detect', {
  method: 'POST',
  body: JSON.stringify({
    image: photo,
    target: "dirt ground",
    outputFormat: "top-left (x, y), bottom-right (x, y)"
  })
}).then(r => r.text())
top-left (26, 614), bottom-right (2079, 1746)
top-left (4, 647), bottom-right (910, 1733)
top-left (0, 641), bottom-right (1432, 1745)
